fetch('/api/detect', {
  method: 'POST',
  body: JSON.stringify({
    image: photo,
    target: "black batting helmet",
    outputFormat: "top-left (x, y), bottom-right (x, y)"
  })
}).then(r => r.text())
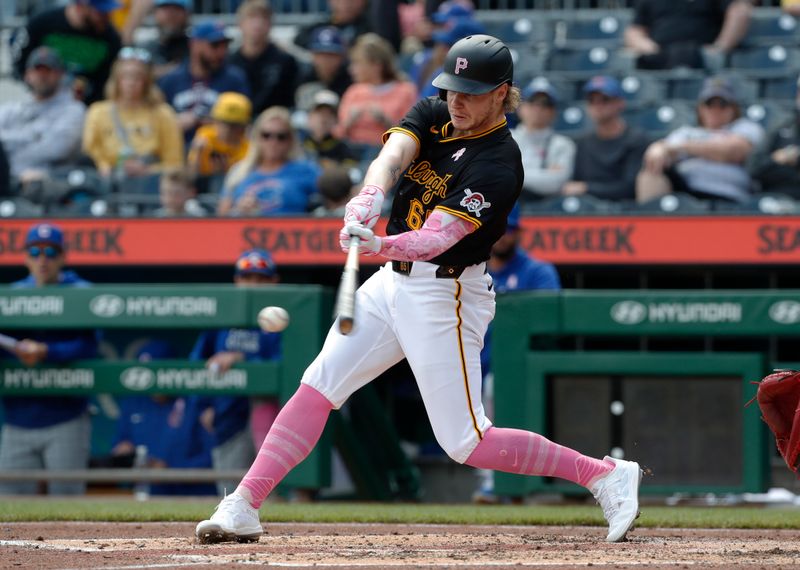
top-left (432, 34), bottom-right (513, 98)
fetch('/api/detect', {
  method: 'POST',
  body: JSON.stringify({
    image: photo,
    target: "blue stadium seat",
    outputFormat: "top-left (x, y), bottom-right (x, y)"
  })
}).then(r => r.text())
top-left (624, 102), bottom-right (692, 138)
top-left (619, 73), bottom-right (667, 106)
top-left (479, 15), bottom-right (550, 47)
top-left (552, 103), bottom-right (589, 135)
top-left (745, 101), bottom-right (791, 132)
top-left (632, 192), bottom-right (712, 214)
top-left (742, 10), bottom-right (799, 46)
top-left (551, 12), bottom-right (629, 48)
top-left (545, 46), bottom-right (627, 78)
top-left (668, 73), bottom-right (758, 105)
top-left (761, 75), bottom-right (798, 101)
top-left (727, 45), bottom-right (800, 77)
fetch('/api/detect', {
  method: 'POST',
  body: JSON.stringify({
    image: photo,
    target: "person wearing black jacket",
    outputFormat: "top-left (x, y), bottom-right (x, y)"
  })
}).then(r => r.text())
top-left (12, 0), bottom-right (121, 104)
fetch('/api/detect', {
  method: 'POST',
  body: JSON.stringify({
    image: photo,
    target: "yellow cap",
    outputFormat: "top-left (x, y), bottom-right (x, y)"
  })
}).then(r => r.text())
top-left (210, 92), bottom-right (252, 125)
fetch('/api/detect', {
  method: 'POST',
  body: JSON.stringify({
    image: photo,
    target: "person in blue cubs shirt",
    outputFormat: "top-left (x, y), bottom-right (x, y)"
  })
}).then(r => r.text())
top-left (474, 205), bottom-right (561, 504)
top-left (189, 248), bottom-right (282, 496)
top-left (0, 222), bottom-right (100, 495)
top-left (158, 20), bottom-right (250, 144)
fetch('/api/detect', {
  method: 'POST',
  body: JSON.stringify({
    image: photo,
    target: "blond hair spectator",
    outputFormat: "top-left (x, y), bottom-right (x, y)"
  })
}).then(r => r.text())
top-left (218, 106), bottom-right (321, 216)
top-left (82, 48), bottom-right (184, 183)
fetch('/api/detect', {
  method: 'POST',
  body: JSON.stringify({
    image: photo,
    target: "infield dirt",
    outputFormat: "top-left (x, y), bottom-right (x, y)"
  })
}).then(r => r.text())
top-left (2, 521), bottom-right (800, 569)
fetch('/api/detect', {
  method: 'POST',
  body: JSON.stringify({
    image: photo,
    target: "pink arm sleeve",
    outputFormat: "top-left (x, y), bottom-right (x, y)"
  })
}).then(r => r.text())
top-left (380, 210), bottom-right (476, 261)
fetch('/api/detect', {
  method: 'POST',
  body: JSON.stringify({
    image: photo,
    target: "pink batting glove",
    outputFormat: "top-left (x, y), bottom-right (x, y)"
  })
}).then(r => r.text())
top-left (343, 184), bottom-right (385, 229)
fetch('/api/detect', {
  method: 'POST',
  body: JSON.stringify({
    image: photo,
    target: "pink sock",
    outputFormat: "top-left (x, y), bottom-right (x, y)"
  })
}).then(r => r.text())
top-left (250, 399), bottom-right (280, 450)
top-left (237, 384), bottom-right (333, 508)
top-left (465, 427), bottom-right (614, 488)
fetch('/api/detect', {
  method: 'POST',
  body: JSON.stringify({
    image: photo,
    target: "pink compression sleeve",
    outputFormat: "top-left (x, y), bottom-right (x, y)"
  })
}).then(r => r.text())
top-left (380, 210), bottom-right (475, 261)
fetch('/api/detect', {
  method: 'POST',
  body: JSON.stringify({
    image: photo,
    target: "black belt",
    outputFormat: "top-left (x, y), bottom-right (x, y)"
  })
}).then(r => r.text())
top-left (391, 260), bottom-right (467, 279)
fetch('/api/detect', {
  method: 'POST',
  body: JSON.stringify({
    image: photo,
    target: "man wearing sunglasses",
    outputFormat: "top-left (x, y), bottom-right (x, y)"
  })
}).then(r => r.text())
top-left (0, 223), bottom-right (100, 495)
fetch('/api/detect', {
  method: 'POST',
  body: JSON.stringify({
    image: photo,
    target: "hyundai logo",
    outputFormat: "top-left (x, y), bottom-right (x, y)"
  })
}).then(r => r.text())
top-left (610, 301), bottom-right (647, 325)
top-left (769, 301), bottom-right (800, 324)
top-left (90, 294), bottom-right (125, 317)
top-left (121, 367), bottom-right (155, 391)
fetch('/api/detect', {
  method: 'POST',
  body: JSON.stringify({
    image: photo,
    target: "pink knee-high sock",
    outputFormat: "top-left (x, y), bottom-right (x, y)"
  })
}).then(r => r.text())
top-left (464, 427), bottom-right (614, 489)
top-left (237, 384), bottom-right (333, 508)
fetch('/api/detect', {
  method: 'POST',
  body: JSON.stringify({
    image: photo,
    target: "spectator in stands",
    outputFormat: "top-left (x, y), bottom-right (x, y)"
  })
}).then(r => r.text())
top-left (624, 0), bottom-right (752, 70)
top-left (140, 0), bottom-right (191, 79)
top-left (294, 0), bottom-right (401, 53)
top-left (109, 340), bottom-right (216, 496)
top-left (563, 76), bottom-right (650, 202)
top-left (0, 47), bottom-right (86, 186)
top-left (82, 47), bottom-right (184, 186)
top-left (295, 26), bottom-right (353, 111)
top-left (0, 223), bottom-right (100, 496)
top-left (753, 74), bottom-right (800, 198)
top-left (512, 78), bottom-right (575, 206)
top-left (312, 164), bottom-right (354, 217)
top-left (153, 167), bottom-right (206, 217)
top-left (218, 106), bottom-right (320, 216)
top-left (399, 0), bottom-right (476, 53)
top-left (410, 15), bottom-right (486, 100)
top-left (301, 90), bottom-right (358, 170)
top-left (188, 92), bottom-right (252, 184)
top-left (12, 0), bottom-right (122, 104)
top-left (337, 33), bottom-right (417, 150)
top-left (229, 0), bottom-right (300, 115)
top-left (189, 248), bottom-right (282, 495)
top-left (636, 76), bottom-right (764, 204)
top-left (158, 21), bottom-right (250, 143)
top-left (473, 203), bottom-right (561, 504)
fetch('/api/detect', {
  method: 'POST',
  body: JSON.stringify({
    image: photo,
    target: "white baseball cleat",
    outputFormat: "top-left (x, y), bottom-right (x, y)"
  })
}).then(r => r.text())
top-left (196, 493), bottom-right (263, 544)
top-left (590, 456), bottom-right (643, 542)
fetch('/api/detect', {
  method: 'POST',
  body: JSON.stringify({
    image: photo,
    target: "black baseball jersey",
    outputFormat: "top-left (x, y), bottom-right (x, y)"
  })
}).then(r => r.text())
top-left (383, 97), bottom-right (523, 267)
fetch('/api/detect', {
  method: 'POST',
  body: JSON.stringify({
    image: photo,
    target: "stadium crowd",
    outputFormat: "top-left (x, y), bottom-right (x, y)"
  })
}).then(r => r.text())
top-left (1, 0), bottom-right (799, 215)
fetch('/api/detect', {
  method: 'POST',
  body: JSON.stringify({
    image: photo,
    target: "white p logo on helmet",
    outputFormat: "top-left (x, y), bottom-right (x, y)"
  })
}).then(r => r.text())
top-left (454, 57), bottom-right (469, 75)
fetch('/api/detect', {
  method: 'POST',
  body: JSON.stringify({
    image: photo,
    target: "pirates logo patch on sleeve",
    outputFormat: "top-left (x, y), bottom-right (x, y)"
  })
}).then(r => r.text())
top-left (460, 188), bottom-right (491, 217)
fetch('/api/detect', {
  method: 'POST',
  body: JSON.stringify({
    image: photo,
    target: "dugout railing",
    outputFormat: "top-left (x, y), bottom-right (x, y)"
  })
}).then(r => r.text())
top-left (0, 284), bottom-right (419, 500)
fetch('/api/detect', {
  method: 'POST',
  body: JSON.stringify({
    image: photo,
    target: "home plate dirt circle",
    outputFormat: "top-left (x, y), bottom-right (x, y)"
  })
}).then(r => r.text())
top-left (3, 522), bottom-right (800, 568)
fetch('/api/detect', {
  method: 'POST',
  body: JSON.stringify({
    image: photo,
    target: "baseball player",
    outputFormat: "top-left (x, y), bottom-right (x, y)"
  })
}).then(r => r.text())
top-left (196, 35), bottom-right (642, 544)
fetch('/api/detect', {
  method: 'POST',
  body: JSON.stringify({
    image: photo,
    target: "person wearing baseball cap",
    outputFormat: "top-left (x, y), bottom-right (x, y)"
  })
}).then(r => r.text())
top-left (636, 75), bottom-right (764, 204)
top-left (188, 92), bottom-right (253, 179)
top-left (562, 75), bottom-right (649, 201)
top-left (0, 222), bottom-right (99, 496)
top-left (158, 19), bottom-right (249, 143)
top-left (187, 247), bottom-right (282, 496)
top-left (512, 77), bottom-right (576, 203)
top-left (0, 46), bottom-right (86, 181)
top-left (12, 0), bottom-right (122, 104)
top-left (301, 89), bottom-right (358, 169)
top-left (294, 26), bottom-right (352, 110)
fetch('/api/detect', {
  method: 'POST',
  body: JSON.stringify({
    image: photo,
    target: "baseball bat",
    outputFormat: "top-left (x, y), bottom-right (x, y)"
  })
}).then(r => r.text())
top-left (0, 332), bottom-right (19, 353)
top-left (335, 236), bottom-right (360, 335)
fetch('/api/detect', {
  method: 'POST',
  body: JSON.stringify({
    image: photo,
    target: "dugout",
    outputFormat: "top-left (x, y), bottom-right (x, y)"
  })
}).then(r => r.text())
top-left (491, 290), bottom-right (798, 499)
top-left (0, 284), bottom-right (418, 500)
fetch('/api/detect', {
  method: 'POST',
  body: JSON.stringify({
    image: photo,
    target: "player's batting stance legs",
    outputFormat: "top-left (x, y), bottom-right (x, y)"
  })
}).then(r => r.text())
top-left (196, 32), bottom-right (642, 545)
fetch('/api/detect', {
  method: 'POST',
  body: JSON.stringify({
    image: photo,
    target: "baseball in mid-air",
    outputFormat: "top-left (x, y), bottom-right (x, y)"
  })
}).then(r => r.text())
top-left (258, 306), bottom-right (290, 332)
